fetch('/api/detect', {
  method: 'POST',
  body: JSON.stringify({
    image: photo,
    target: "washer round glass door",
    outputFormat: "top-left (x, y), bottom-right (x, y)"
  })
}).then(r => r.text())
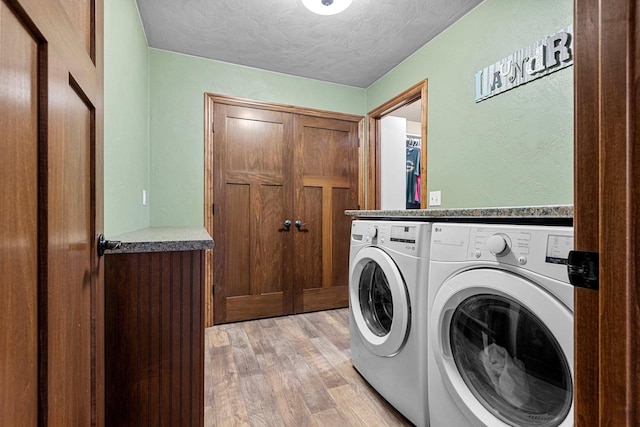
top-left (430, 269), bottom-right (574, 427)
top-left (350, 246), bottom-right (410, 357)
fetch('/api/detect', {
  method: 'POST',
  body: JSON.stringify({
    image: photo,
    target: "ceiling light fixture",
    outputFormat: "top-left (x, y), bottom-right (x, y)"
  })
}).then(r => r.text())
top-left (301, 0), bottom-right (353, 16)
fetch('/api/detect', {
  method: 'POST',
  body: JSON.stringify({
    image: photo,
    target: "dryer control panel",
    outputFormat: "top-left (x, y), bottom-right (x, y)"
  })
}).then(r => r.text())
top-left (430, 223), bottom-right (574, 283)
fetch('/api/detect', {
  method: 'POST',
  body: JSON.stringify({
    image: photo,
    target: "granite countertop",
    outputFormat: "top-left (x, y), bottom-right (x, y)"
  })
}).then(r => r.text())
top-left (104, 227), bottom-right (214, 254)
top-left (345, 204), bottom-right (573, 219)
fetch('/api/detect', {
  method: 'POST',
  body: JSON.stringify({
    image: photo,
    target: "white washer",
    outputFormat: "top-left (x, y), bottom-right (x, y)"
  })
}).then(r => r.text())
top-left (349, 220), bottom-right (431, 427)
top-left (428, 223), bottom-right (575, 427)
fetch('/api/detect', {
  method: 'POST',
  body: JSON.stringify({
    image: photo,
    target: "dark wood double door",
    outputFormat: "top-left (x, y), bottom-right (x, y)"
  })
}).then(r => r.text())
top-left (211, 99), bottom-right (360, 324)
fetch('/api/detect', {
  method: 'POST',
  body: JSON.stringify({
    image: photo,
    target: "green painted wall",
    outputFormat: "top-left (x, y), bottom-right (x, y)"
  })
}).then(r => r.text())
top-left (367, 0), bottom-right (574, 208)
top-left (104, 0), bottom-right (150, 236)
top-left (106, 0), bottom-right (573, 232)
top-left (148, 49), bottom-right (366, 227)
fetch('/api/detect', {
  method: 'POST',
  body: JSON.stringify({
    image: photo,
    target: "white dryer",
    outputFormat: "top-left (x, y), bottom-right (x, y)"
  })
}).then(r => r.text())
top-left (349, 220), bottom-right (431, 427)
top-left (427, 223), bottom-right (574, 427)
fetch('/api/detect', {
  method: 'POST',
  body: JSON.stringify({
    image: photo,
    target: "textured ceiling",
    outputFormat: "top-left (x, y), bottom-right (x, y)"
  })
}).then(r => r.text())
top-left (135, 0), bottom-right (483, 88)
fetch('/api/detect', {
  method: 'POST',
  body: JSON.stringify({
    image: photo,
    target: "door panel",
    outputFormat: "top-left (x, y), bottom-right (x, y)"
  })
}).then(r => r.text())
top-left (294, 116), bottom-right (358, 313)
top-left (0, 2), bottom-right (39, 425)
top-left (57, 0), bottom-right (94, 59)
top-left (226, 115), bottom-right (285, 174)
top-left (214, 104), bottom-right (294, 323)
top-left (226, 183), bottom-right (251, 297)
top-left (255, 184), bottom-right (286, 294)
top-left (47, 64), bottom-right (94, 425)
top-left (331, 188), bottom-right (352, 287)
top-left (0, 0), bottom-right (104, 423)
top-left (297, 186), bottom-right (324, 293)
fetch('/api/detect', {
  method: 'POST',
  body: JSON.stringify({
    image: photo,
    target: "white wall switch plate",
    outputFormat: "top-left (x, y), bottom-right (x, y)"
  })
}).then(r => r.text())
top-left (429, 190), bottom-right (441, 206)
top-left (142, 189), bottom-right (147, 206)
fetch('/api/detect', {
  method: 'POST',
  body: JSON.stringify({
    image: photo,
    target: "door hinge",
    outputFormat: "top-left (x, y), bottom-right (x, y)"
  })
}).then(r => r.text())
top-left (567, 250), bottom-right (599, 290)
top-left (212, 204), bottom-right (215, 215)
top-left (211, 121), bottom-right (215, 133)
top-left (212, 285), bottom-right (215, 297)
top-left (357, 136), bottom-right (360, 147)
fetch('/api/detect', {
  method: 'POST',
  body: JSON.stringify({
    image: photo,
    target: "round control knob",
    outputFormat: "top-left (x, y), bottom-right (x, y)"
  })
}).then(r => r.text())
top-left (487, 234), bottom-right (509, 256)
top-left (366, 225), bottom-right (378, 240)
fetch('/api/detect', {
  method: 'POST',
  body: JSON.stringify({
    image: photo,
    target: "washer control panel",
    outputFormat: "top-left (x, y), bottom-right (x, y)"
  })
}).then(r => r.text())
top-left (389, 225), bottom-right (418, 244)
top-left (545, 234), bottom-right (574, 265)
top-left (351, 220), bottom-right (431, 258)
top-left (474, 229), bottom-right (530, 258)
top-left (430, 223), bottom-right (574, 282)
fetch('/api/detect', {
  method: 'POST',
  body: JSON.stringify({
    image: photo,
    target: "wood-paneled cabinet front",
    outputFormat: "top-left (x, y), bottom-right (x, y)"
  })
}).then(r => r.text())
top-left (105, 250), bottom-right (204, 427)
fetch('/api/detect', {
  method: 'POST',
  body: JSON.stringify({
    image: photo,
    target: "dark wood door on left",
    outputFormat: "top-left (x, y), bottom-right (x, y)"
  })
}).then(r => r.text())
top-left (0, 0), bottom-right (104, 425)
top-left (213, 104), bottom-right (295, 324)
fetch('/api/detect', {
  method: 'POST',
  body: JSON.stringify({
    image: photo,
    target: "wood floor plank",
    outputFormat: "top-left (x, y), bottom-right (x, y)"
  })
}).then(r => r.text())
top-left (263, 359), bottom-right (318, 426)
top-left (205, 309), bottom-right (412, 426)
top-left (267, 328), bottom-right (336, 414)
top-left (239, 373), bottom-right (282, 427)
top-left (256, 317), bottom-right (277, 328)
top-left (204, 332), bottom-right (216, 413)
top-left (313, 407), bottom-right (351, 425)
top-left (208, 341), bottom-right (251, 426)
top-left (310, 336), bottom-right (412, 426)
top-left (273, 315), bottom-right (308, 341)
top-left (295, 311), bottom-right (324, 339)
top-left (226, 325), bottom-right (261, 378)
top-left (328, 384), bottom-right (393, 427)
top-left (319, 310), bottom-right (351, 351)
top-left (310, 310), bottom-right (343, 335)
top-left (295, 336), bottom-right (347, 390)
top-left (243, 320), bottom-right (278, 371)
top-left (310, 335), bottom-right (350, 366)
top-left (209, 324), bottom-right (230, 347)
top-left (342, 377), bottom-right (413, 426)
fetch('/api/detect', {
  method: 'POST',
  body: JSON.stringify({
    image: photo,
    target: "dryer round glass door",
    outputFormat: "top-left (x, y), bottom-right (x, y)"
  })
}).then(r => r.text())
top-left (430, 269), bottom-right (574, 427)
top-left (349, 246), bottom-right (410, 357)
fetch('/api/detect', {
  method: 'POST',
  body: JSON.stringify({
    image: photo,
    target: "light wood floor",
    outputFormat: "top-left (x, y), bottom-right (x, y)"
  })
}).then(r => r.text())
top-left (204, 308), bottom-right (413, 426)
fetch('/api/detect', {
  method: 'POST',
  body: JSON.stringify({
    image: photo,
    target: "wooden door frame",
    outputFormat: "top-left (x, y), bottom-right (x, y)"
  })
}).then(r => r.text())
top-left (367, 80), bottom-right (428, 209)
top-left (203, 93), bottom-right (364, 326)
top-left (574, 0), bottom-right (640, 424)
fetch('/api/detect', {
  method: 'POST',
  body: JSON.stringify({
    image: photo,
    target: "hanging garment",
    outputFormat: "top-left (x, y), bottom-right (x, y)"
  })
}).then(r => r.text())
top-left (406, 147), bottom-right (420, 206)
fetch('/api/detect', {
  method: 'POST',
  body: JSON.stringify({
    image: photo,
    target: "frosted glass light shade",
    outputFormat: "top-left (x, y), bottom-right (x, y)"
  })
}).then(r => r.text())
top-left (301, 0), bottom-right (353, 15)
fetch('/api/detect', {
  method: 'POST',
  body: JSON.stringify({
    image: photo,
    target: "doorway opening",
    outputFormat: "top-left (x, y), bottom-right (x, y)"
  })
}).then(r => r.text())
top-left (367, 80), bottom-right (428, 209)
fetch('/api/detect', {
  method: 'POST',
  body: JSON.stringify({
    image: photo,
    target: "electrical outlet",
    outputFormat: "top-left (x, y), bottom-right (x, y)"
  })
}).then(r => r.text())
top-left (429, 190), bottom-right (441, 206)
top-left (142, 190), bottom-right (147, 206)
